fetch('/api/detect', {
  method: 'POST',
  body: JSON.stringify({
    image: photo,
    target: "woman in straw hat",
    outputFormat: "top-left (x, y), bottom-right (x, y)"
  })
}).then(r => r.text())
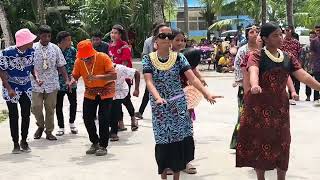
top-left (0, 28), bottom-right (41, 153)
top-left (142, 24), bottom-right (222, 180)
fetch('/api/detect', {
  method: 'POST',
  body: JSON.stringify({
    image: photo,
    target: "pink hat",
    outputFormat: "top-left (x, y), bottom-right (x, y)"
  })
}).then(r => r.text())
top-left (15, 28), bottom-right (37, 47)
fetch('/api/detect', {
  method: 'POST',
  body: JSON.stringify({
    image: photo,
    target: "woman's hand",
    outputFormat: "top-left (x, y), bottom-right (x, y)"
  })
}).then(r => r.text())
top-left (291, 92), bottom-right (299, 101)
top-left (204, 93), bottom-right (223, 105)
top-left (251, 85), bottom-right (262, 94)
top-left (155, 97), bottom-right (167, 105)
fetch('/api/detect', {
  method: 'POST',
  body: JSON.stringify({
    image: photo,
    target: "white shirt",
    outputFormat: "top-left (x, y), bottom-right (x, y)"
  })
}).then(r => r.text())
top-left (32, 42), bottom-right (66, 93)
top-left (114, 64), bottom-right (136, 100)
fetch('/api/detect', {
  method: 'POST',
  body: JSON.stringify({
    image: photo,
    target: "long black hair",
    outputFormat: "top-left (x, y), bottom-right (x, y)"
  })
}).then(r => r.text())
top-left (112, 24), bottom-right (128, 42)
top-left (182, 48), bottom-right (201, 69)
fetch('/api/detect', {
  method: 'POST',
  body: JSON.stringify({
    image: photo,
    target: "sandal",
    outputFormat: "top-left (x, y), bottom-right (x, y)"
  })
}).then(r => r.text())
top-left (166, 169), bottom-right (173, 175)
top-left (183, 163), bottom-right (197, 174)
top-left (70, 127), bottom-right (78, 134)
top-left (118, 120), bottom-right (128, 131)
top-left (131, 118), bottom-right (138, 131)
top-left (110, 134), bottom-right (119, 142)
top-left (56, 129), bottom-right (64, 136)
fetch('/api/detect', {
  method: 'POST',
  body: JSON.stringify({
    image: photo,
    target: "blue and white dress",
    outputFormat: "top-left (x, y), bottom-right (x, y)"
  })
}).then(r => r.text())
top-left (142, 53), bottom-right (195, 174)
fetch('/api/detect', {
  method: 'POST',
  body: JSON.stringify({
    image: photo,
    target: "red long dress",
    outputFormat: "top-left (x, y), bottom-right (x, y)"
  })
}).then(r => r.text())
top-left (236, 49), bottom-right (301, 171)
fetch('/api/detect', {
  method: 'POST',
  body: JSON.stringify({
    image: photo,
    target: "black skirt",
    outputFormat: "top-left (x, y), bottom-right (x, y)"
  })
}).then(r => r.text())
top-left (155, 136), bottom-right (195, 174)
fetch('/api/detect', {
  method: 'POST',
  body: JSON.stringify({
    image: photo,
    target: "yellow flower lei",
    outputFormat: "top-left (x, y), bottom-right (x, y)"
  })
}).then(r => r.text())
top-left (264, 47), bottom-right (284, 63)
top-left (149, 51), bottom-right (178, 71)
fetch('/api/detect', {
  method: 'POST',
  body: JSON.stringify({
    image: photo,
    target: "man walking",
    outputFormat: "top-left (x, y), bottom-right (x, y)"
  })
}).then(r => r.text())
top-left (311, 25), bottom-right (320, 106)
top-left (32, 25), bottom-right (70, 140)
top-left (55, 31), bottom-right (78, 136)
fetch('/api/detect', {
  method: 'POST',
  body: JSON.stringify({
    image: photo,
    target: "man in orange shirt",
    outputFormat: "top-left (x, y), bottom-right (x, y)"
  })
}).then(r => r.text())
top-left (70, 40), bottom-right (117, 156)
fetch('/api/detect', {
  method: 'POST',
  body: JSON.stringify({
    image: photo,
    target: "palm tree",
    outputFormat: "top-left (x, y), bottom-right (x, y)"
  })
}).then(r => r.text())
top-left (153, 0), bottom-right (165, 23)
top-left (261, 0), bottom-right (267, 24)
top-left (183, 0), bottom-right (189, 34)
top-left (37, 0), bottom-right (46, 25)
top-left (0, 1), bottom-right (14, 47)
top-left (286, 0), bottom-right (294, 26)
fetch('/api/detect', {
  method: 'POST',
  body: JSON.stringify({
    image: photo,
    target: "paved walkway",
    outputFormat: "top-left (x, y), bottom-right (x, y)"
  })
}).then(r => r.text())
top-left (0, 71), bottom-right (320, 180)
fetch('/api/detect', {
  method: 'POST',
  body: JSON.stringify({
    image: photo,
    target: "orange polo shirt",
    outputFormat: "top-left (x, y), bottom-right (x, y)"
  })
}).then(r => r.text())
top-left (73, 52), bottom-right (115, 100)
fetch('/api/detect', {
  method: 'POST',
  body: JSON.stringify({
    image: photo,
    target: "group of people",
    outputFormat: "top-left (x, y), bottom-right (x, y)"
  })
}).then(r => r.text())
top-left (1, 21), bottom-right (320, 180)
top-left (0, 24), bottom-right (141, 156)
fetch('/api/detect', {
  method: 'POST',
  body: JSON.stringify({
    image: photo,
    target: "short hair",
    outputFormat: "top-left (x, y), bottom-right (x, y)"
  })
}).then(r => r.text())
top-left (39, 25), bottom-right (52, 35)
top-left (315, 24), bottom-right (320, 29)
top-left (56, 31), bottom-right (71, 43)
top-left (91, 31), bottom-right (104, 38)
top-left (152, 23), bottom-right (167, 37)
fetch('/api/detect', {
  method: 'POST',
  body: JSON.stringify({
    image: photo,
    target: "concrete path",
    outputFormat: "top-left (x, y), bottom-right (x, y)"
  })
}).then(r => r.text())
top-left (0, 69), bottom-right (319, 180)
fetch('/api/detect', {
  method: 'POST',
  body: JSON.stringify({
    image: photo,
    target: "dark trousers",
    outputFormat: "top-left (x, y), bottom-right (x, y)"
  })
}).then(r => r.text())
top-left (138, 87), bottom-right (149, 115)
top-left (289, 75), bottom-right (301, 99)
top-left (314, 72), bottom-right (320, 101)
top-left (123, 84), bottom-right (135, 117)
top-left (306, 73), bottom-right (313, 98)
top-left (83, 96), bottom-right (112, 148)
top-left (110, 99), bottom-right (124, 135)
top-left (7, 93), bottom-right (31, 143)
top-left (56, 89), bottom-right (77, 128)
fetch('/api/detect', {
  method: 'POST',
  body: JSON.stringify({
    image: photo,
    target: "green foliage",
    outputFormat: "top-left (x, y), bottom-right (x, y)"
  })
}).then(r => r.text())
top-left (0, 110), bottom-right (8, 123)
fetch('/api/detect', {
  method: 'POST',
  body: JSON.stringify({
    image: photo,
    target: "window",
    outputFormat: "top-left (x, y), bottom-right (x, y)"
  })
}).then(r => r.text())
top-left (177, 12), bottom-right (185, 21)
top-left (199, 22), bottom-right (207, 30)
top-left (177, 22), bottom-right (185, 31)
top-left (189, 17), bottom-right (198, 21)
top-left (189, 22), bottom-right (198, 31)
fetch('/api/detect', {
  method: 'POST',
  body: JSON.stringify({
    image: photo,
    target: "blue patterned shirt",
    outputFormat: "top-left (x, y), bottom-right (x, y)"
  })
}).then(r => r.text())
top-left (0, 46), bottom-right (34, 103)
top-left (59, 47), bottom-right (77, 91)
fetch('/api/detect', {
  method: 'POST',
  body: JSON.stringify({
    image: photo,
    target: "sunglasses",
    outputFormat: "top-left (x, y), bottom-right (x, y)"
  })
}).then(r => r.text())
top-left (157, 33), bottom-right (175, 40)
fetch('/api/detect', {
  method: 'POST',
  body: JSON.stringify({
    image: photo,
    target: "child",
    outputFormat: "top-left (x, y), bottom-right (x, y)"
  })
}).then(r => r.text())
top-left (217, 51), bottom-right (233, 73)
top-left (110, 64), bottom-right (140, 141)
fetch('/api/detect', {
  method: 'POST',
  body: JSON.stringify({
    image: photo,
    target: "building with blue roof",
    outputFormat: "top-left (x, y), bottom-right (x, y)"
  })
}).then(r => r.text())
top-left (170, 0), bottom-right (254, 39)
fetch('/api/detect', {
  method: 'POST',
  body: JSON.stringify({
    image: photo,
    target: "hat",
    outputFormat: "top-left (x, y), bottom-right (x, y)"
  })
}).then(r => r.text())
top-left (15, 28), bottom-right (37, 47)
top-left (76, 39), bottom-right (97, 59)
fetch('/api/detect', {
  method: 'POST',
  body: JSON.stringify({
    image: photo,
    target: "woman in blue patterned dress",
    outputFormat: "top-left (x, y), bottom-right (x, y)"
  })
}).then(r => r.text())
top-left (142, 25), bottom-right (222, 180)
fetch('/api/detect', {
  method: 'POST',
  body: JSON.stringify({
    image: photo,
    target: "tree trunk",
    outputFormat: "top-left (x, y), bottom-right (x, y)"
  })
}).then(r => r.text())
top-left (37, 0), bottom-right (46, 25)
top-left (261, 0), bottom-right (267, 24)
top-left (286, 0), bottom-right (294, 26)
top-left (153, 0), bottom-right (165, 24)
top-left (0, 2), bottom-right (14, 47)
top-left (183, 0), bottom-right (189, 35)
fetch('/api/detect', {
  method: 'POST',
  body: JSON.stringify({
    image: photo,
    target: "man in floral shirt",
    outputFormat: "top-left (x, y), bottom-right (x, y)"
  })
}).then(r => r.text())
top-left (55, 31), bottom-right (78, 136)
top-left (32, 25), bottom-right (70, 141)
top-left (281, 25), bottom-right (302, 105)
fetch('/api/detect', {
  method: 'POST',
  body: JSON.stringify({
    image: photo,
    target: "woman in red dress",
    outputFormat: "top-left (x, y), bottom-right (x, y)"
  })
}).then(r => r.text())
top-left (236, 22), bottom-right (320, 180)
top-left (109, 24), bottom-right (138, 131)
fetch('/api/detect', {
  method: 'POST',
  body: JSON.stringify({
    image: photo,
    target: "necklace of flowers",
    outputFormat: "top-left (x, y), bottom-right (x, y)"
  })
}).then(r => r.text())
top-left (149, 51), bottom-right (177, 71)
top-left (263, 47), bottom-right (284, 63)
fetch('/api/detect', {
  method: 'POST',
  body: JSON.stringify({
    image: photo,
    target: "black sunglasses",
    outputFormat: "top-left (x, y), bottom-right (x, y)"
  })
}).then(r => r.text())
top-left (157, 33), bottom-right (175, 40)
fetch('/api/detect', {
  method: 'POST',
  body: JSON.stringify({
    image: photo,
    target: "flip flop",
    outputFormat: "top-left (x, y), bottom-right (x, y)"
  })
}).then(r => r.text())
top-left (110, 134), bottom-right (119, 142)
top-left (183, 164), bottom-right (197, 174)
